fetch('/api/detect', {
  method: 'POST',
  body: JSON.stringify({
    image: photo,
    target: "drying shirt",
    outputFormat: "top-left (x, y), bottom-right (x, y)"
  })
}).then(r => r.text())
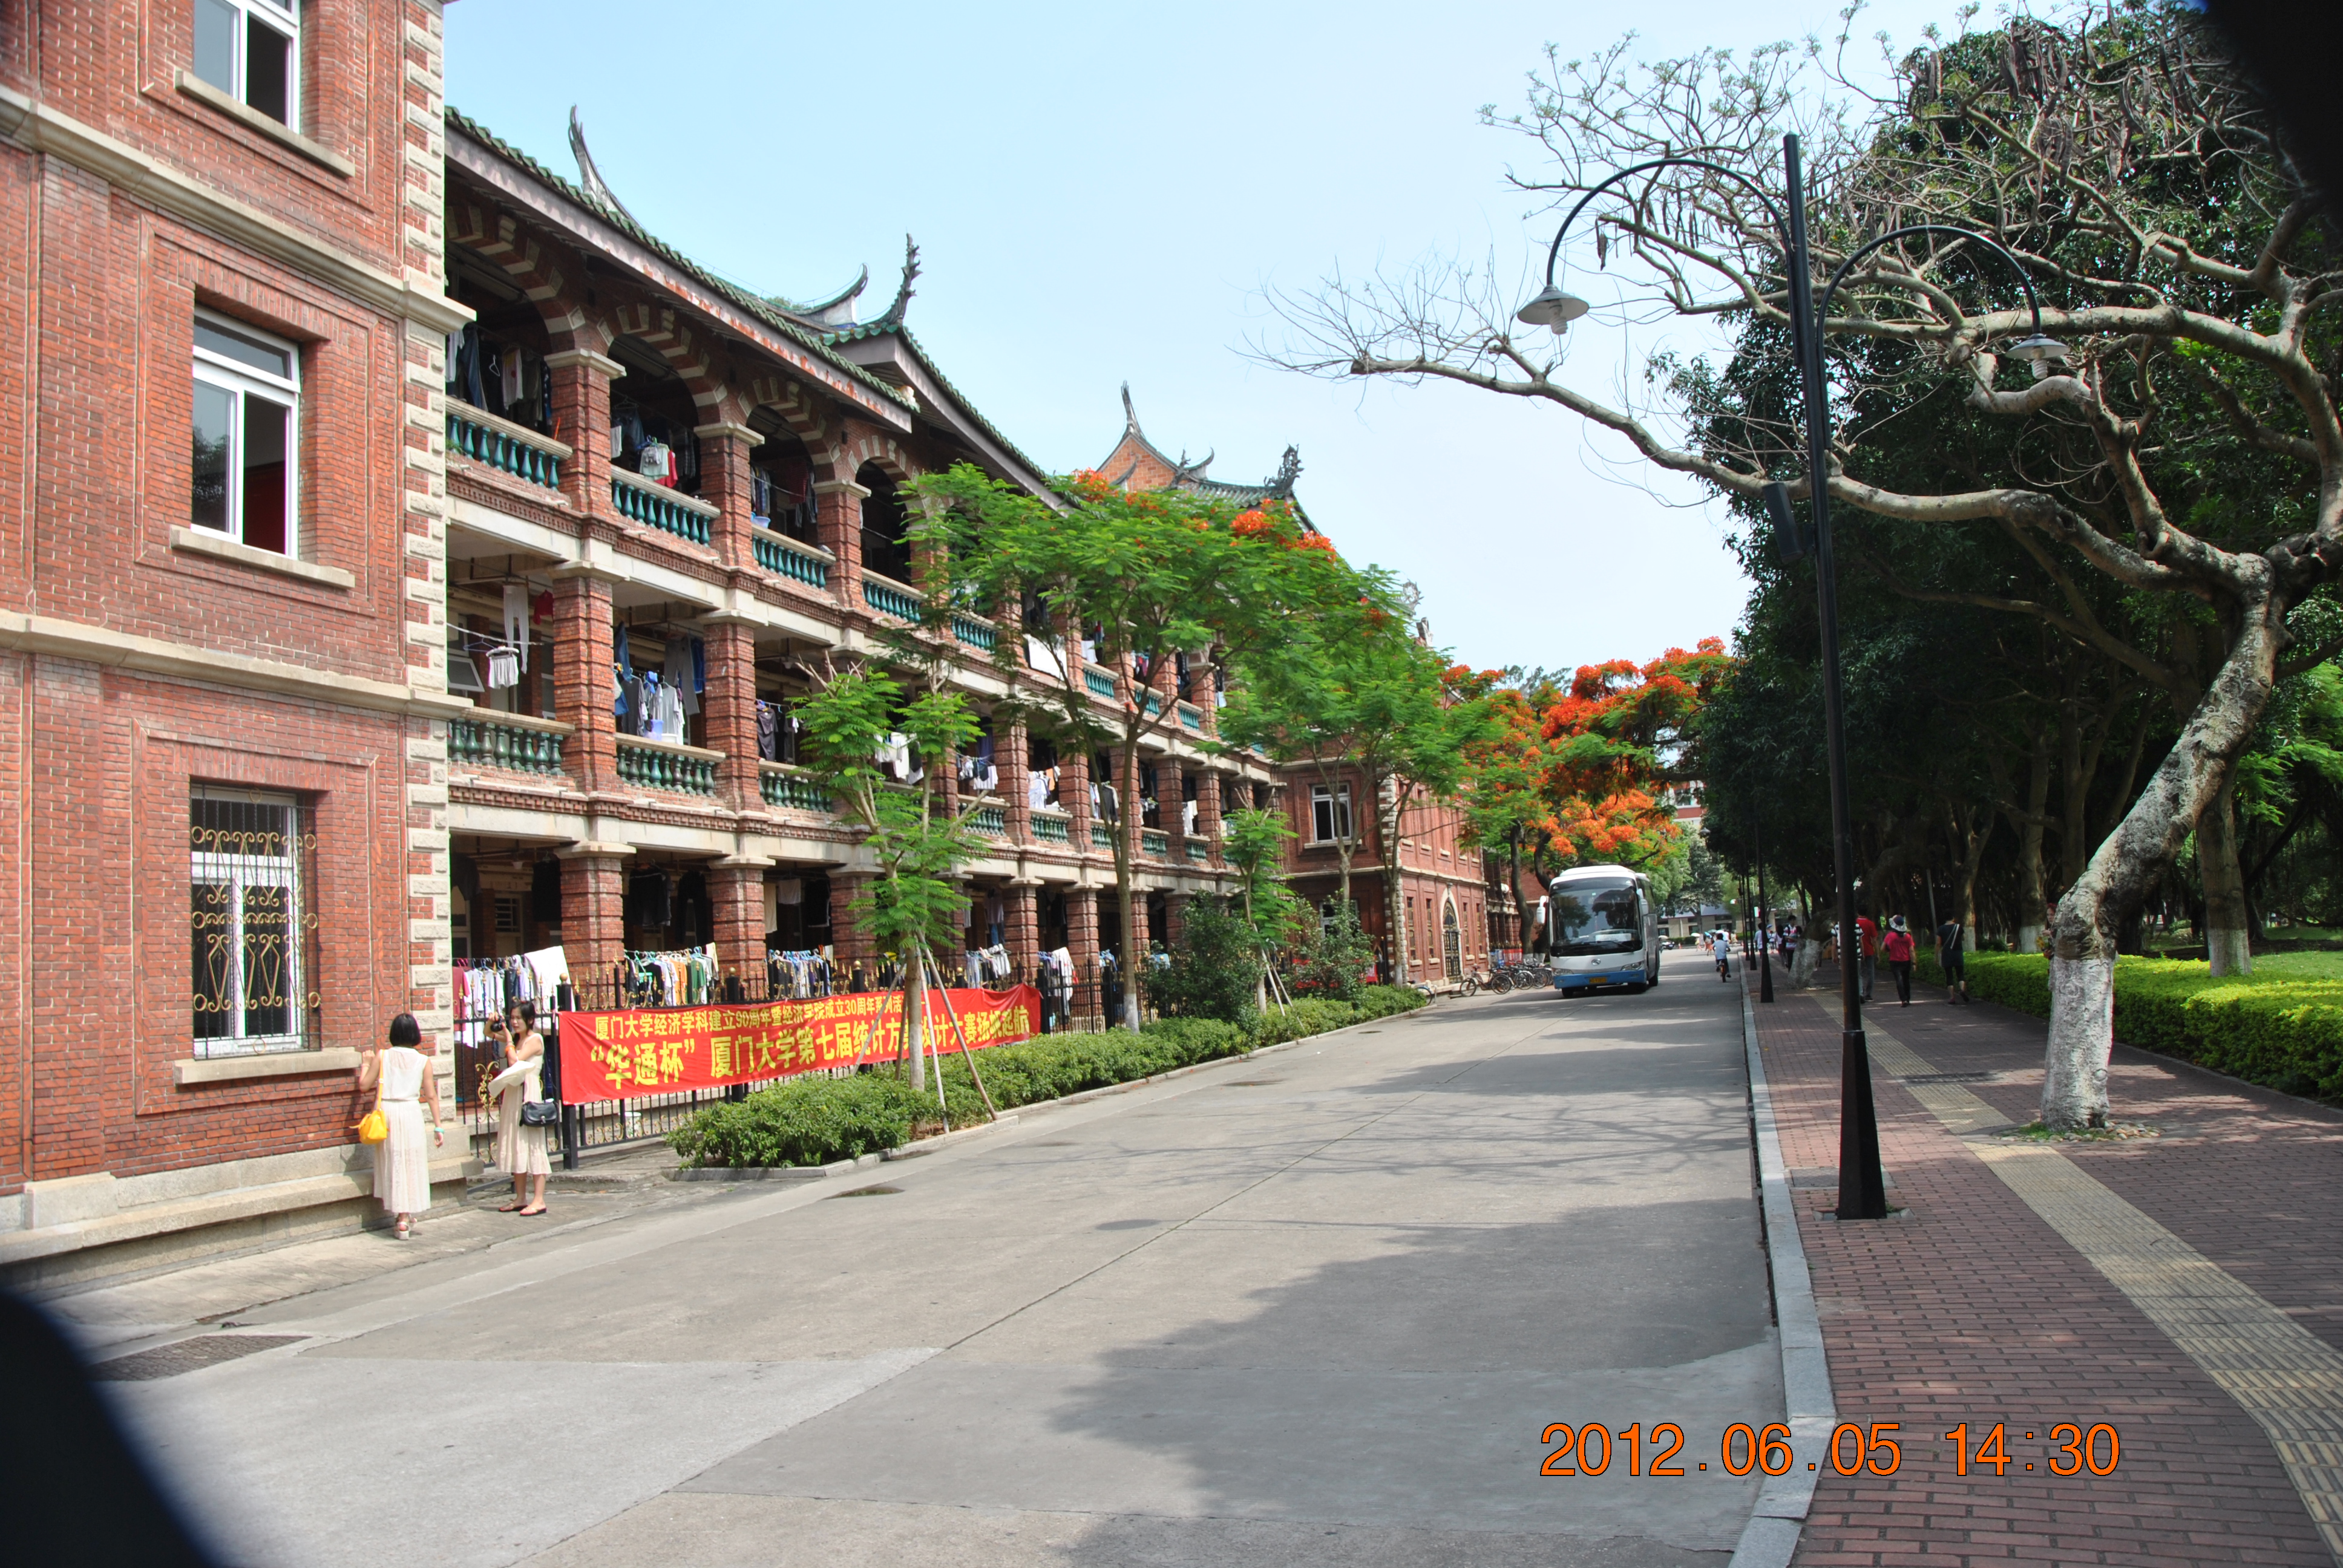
top-left (757, 704), bottom-right (780, 762)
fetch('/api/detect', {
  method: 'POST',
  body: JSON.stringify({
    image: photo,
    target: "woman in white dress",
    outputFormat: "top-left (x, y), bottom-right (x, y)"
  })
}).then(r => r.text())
top-left (486, 1001), bottom-right (551, 1217)
top-left (358, 1013), bottom-right (444, 1239)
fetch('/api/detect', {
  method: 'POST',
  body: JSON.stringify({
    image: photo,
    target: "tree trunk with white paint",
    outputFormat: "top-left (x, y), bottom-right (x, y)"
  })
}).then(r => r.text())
top-left (2197, 778), bottom-right (2253, 976)
top-left (2043, 599), bottom-right (2285, 1128)
top-left (906, 949), bottom-right (928, 1093)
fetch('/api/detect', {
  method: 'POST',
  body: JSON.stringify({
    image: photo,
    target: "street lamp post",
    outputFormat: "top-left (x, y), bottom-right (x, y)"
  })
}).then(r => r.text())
top-left (1753, 809), bottom-right (1775, 1004)
top-left (1519, 133), bottom-right (2064, 1221)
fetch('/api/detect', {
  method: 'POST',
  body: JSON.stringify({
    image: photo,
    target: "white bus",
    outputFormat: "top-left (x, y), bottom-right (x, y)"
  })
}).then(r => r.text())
top-left (1538, 864), bottom-right (1662, 995)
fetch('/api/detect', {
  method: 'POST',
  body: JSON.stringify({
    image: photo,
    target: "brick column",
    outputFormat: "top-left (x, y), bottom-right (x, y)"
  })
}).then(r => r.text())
top-left (814, 477), bottom-right (869, 607)
top-left (695, 421), bottom-right (762, 570)
top-left (1003, 717), bottom-right (1032, 844)
top-left (544, 347), bottom-right (624, 520)
top-left (1004, 881), bottom-right (1041, 982)
top-left (699, 615), bottom-right (761, 812)
top-left (558, 849), bottom-right (629, 996)
top-left (1156, 754), bottom-right (1184, 852)
top-left (1164, 892), bottom-right (1191, 950)
top-left (708, 859), bottom-right (767, 993)
top-left (1066, 885), bottom-right (1101, 1025)
top-left (1197, 770), bottom-right (1225, 867)
top-left (1062, 745), bottom-right (1092, 849)
top-left (550, 566), bottom-right (619, 794)
top-left (830, 872), bottom-right (876, 988)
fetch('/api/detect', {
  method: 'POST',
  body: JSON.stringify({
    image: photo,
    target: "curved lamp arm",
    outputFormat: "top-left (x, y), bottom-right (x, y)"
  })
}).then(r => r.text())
top-left (1817, 223), bottom-right (2051, 344)
top-left (1537, 156), bottom-right (1793, 286)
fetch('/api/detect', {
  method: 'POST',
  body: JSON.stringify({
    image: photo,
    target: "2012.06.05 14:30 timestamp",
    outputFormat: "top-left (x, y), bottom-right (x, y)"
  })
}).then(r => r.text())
top-left (1538, 1422), bottom-right (2123, 1478)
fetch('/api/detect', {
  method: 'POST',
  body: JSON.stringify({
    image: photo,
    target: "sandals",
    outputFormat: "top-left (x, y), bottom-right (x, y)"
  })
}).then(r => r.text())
top-left (393, 1217), bottom-right (412, 1240)
top-left (497, 1202), bottom-right (526, 1212)
top-left (516, 1205), bottom-right (548, 1217)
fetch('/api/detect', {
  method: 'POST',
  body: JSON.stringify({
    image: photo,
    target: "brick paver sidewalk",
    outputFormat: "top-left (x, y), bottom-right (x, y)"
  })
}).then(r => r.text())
top-left (1754, 970), bottom-right (2340, 1566)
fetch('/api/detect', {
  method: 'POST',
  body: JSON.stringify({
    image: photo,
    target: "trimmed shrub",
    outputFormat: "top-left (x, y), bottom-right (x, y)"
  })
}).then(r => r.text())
top-left (668, 1073), bottom-right (930, 1169)
top-left (1941, 952), bottom-right (2343, 1102)
top-left (671, 982), bottom-right (1436, 1168)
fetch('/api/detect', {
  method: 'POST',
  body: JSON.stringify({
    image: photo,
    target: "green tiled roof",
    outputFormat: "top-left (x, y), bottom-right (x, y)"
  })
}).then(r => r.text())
top-left (445, 108), bottom-right (912, 416)
top-left (831, 322), bottom-right (1059, 497)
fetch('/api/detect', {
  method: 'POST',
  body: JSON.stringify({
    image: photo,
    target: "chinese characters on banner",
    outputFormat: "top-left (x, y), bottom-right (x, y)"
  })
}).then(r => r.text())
top-left (555, 985), bottom-right (1043, 1103)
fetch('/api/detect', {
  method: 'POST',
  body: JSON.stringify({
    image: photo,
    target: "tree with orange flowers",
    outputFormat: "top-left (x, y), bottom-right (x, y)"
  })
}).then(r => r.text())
top-left (1463, 641), bottom-right (1733, 941)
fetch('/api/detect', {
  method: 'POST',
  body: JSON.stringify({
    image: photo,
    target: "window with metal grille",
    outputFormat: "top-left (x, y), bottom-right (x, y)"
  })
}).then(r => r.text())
top-left (190, 788), bottom-right (318, 1056)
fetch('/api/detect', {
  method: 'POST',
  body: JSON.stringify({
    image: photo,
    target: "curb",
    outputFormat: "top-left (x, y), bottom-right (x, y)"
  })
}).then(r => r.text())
top-left (1729, 985), bottom-right (1837, 1568)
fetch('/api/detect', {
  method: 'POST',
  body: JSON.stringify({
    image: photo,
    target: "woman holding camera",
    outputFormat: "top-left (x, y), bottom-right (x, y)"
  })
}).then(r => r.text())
top-left (485, 1001), bottom-right (550, 1216)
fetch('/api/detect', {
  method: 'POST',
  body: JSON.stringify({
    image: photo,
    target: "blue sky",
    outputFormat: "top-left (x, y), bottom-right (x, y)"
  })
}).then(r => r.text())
top-left (445, 0), bottom-right (1962, 676)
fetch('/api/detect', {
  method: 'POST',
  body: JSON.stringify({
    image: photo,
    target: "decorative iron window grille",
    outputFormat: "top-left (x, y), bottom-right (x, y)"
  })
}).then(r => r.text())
top-left (190, 788), bottom-right (320, 1056)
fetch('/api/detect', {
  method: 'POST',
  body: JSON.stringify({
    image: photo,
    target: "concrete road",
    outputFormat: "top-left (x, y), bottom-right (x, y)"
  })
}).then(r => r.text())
top-left (100, 968), bottom-right (1777, 1567)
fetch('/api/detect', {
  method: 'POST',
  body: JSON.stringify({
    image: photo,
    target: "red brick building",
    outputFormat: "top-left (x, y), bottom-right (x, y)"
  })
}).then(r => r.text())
top-left (0, 0), bottom-right (474, 1283)
top-left (1092, 397), bottom-right (1498, 987)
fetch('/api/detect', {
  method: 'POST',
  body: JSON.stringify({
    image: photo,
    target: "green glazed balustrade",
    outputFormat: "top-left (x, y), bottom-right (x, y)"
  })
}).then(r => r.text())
top-left (1179, 704), bottom-right (1204, 733)
top-left (1032, 812), bottom-right (1070, 844)
top-left (1090, 823), bottom-right (1115, 849)
top-left (952, 614), bottom-right (997, 651)
top-left (862, 578), bottom-right (924, 622)
top-left (1143, 692), bottom-right (1163, 717)
top-left (969, 803), bottom-right (1008, 837)
top-left (1142, 830), bottom-right (1169, 858)
top-left (616, 741), bottom-right (716, 795)
top-left (755, 532), bottom-right (828, 588)
top-left (610, 474), bottom-right (712, 545)
top-left (1083, 668), bottom-right (1117, 700)
top-left (449, 716), bottom-right (565, 776)
top-left (1186, 840), bottom-right (1208, 864)
top-left (761, 769), bottom-right (833, 812)
top-left (447, 409), bottom-right (562, 489)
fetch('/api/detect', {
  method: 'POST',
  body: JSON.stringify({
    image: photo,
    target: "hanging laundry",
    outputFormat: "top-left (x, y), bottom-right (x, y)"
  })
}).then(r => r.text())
top-left (757, 702), bottom-right (779, 762)
top-left (661, 637), bottom-right (700, 717)
top-left (485, 646), bottom-right (520, 689)
top-left (502, 584), bottom-right (529, 673)
top-left (500, 350), bottom-right (525, 411)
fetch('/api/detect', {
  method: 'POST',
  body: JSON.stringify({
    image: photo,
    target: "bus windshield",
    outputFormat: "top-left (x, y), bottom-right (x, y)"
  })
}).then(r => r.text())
top-left (1550, 881), bottom-right (1640, 955)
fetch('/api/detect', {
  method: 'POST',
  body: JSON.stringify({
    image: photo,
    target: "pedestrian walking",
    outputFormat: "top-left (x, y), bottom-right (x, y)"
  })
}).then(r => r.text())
top-left (358, 1012), bottom-right (444, 1240)
top-left (1855, 911), bottom-right (1880, 1002)
top-left (485, 1001), bottom-right (551, 1217)
top-left (1935, 916), bottom-right (1970, 1004)
top-left (1883, 916), bottom-right (1916, 1005)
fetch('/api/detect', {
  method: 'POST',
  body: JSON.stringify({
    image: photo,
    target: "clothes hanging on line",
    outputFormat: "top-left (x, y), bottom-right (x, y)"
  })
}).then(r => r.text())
top-left (503, 585), bottom-right (529, 673)
top-left (765, 947), bottom-right (835, 999)
top-left (620, 943), bottom-right (718, 1008)
top-left (661, 636), bottom-right (701, 717)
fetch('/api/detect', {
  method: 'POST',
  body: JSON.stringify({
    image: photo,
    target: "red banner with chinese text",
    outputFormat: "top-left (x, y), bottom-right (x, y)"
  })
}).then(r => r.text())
top-left (556, 986), bottom-right (1043, 1104)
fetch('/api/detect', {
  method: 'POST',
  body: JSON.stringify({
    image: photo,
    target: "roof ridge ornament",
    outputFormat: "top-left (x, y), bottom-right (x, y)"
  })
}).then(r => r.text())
top-left (1268, 445), bottom-right (1302, 497)
top-left (566, 108), bottom-right (643, 230)
top-left (873, 235), bottom-right (920, 329)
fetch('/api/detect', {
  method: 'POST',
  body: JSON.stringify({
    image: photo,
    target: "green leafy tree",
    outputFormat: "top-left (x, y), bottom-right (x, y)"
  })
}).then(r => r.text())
top-left (793, 661), bottom-right (981, 1091)
top-left (1144, 901), bottom-right (1263, 1025)
top-left (909, 463), bottom-right (1354, 1029)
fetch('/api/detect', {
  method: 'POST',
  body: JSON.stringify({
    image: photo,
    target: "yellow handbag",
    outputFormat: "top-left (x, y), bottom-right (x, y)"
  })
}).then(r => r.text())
top-left (355, 1109), bottom-right (388, 1144)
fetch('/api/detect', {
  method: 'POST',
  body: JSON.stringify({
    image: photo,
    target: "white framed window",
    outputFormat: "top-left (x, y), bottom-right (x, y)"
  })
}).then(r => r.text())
top-left (190, 788), bottom-right (318, 1056)
top-left (191, 311), bottom-right (300, 557)
top-left (192, 0), bottom-right (300, 127)
top-left (1309, 783), bottom-right (1353, 844)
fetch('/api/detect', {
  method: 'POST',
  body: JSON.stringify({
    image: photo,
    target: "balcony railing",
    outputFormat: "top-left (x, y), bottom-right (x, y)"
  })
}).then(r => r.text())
top-left (1090, 822), bottom-right (1115, 849)
top-left (1143, 691), bottom-right (1163, 717)
top-left (951, 612), bottom-right (997, 652)
top-left (862, 572), bottom-right (923, 624)
top-left (759, 763), bottom-right (832, 812)
top-left (615, 735), bottom-right (719, 795)
top-left (754, 529), bottom-right (831, 589)
top-left (1032, 811), bottom-right (1070, 844)
top-left (1142, 830), bottom-right (1168, 858)
top-left (1083, 668), bottom-right (1117, 700)
top-left (447, 400), bottom-right (569, 491)
top-left (969, 803), bottom-right (1008, 837)
top-left (448, 711), bottom-right (569, 776)
top-left (1179, 703), bottom-right (1204, 733)
top-left (1185, 840), bottom-right (1209, 864)
top-left (610, 466), bottom-right (719, 546)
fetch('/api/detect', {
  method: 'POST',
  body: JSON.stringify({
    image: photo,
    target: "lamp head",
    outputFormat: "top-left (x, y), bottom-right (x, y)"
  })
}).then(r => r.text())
top-left (1516, 284), bottom-right (1590, 335)
top-left (2008, 332), bottom-right (2071, 381)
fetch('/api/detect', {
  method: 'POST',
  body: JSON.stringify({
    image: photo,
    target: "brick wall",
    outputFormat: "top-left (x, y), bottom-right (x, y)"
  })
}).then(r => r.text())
top-left (0, 1), bottom-right (461, 1195)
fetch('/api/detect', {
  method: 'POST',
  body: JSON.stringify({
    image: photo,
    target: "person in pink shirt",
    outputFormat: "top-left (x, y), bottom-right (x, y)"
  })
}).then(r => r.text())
top-left (1883, 916), bottom-right (1916, 1006)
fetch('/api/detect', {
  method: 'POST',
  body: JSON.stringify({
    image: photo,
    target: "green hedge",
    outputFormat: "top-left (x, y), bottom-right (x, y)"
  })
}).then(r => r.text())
top-left (670, 984), bottom-right (1432, 1168)
top-left (1932, 952), bottom-right (2343, 1100)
